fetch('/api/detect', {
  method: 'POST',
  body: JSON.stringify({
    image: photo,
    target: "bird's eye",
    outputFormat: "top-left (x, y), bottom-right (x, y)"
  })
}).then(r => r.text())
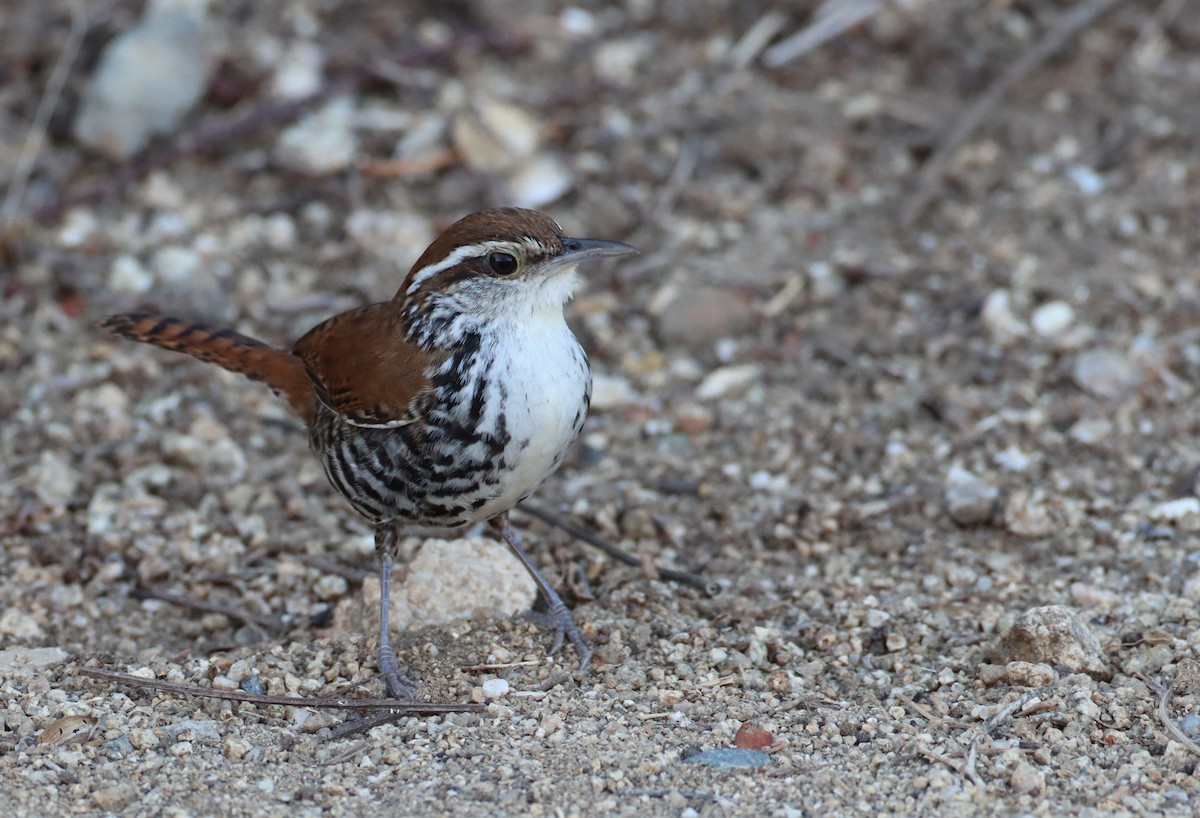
top-left (486, 251), bottom-right (519, 276)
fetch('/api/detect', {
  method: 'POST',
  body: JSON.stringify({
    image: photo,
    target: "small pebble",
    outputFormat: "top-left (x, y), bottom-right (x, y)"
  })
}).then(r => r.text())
top-left (240, 676), bottom-right (266, 696)
top-left (590, 373), bottom-right (640, 410)
top-left (655, 285), bottom-right (756, 347)
top-left (1031, 301), bottom-right (1074, 338)
top-left (733, 723), bottom-right (775, 750)
top-left (1150, 498), bottom-right (1200, 521)
top-left (1073, 347), bottom-right (1142, 398)
top-left (696, 365), bottom-right (761, 401)
top-left (1004, 489), bottom-right (1056, 538)
top-left (944, 465), bottom-right (997, 526)
top-left (481, 678), bottom-right (510, 699)
top-left (1068, 418), bottom-right (1112, 445)
top-left (1066, 165), bottom-right (1105, 195)
top-left (981, 289), bottom-right (1028, 338)
top-left (276, 96), bottom-right (359, 174)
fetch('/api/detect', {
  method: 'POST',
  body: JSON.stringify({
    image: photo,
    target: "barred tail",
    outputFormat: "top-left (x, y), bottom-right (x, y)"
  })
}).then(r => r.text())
top-left (101, 312), bottom-right (314, 419)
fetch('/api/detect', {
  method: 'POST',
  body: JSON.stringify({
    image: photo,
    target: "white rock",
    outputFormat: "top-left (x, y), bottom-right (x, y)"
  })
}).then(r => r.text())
top-left (313, 574), bottom-right (348, 601)
top-left (508, 155), bottom-right (573, 209)
top-left (0, 646), bottom-right (68, 670)
top-left (1183, 570), bottom-right (1200, 602)
top-left (807, 262), bottom-right (845, 303)
top-left (453, 102), bottom-right (540, 172)
top-left (1066, 165), bottom-right (1105, 195)
top-left (276, 96), bottom-right (359, 174)
top-left (28, 451), bottom-right (79, 511)
top-left (1073, 347), bottom-right (1142, 398)
top-left (993, 445), bottom-right (1031, 474)
top-left (590, 373), bottom-right (639, 410)
top-left (1031, 301), bottom-right (1074, 338)
top-left (0, 611), bottom-right (45, 640)
top-left (270, 40), bottom-right (324, 99)
top-left (1149, 497), bottom-right (1200, 521)
top-left (352, 536), bottom-right (537, 632)
top-left (1068, 418), bottom-right (1112, 445)
top-left (150, 245), bottom-right (202, 283)
top-left (560, 7), bottom-right (597, 35)
top-left (58, 210), bottom-right (98, 248)
top-left (109, 254), bottom-right (155, 294)
top-left (696, 364), bottom-right (760, 401)
top-left (344, 210), bottom-right (432, 265)
top-left (481, 678), bottom-right (510, 699)
top-left (594, 38), bottom-right (645, 84)
top-left (1004, 489), bottom-right (1056, 538)
top-left (981, 289), bottom-right (1028, 339)
top-left (944, 465), bottom-right (997, 526)
top-left (748, 471), bottom-right (789, 494)
top-left (73, 0), bottom-right (217, 159)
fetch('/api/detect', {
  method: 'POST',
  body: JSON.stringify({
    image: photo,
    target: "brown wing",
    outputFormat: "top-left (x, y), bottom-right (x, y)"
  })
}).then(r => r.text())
top-left (291, 303), bottom-right (441, 426)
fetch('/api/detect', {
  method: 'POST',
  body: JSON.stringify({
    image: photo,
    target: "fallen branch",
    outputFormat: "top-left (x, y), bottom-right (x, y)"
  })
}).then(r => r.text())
top-left (903, 0), bottom-right (1122, 225)
top-left (133, 586), bottom-right (285, 633)
top-left (79, 666), bottom-right (483, 714)
top-left (517, 501), bottom-right (711, 592)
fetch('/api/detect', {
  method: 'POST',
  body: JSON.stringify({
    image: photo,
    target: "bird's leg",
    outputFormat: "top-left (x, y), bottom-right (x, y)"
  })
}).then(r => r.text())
top-left (490, 514), bottom-right (592, 670)
top-left (374, 523), bottom-right (418, 699)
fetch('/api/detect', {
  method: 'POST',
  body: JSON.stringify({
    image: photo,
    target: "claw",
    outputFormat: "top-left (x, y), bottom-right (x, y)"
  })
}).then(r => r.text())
top-left (524, 594), bottom-right (592, 670)
top-left (377, 643), bottom-right (419, 700)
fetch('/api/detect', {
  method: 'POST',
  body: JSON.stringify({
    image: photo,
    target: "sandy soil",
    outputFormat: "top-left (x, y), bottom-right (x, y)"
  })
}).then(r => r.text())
top-left (4, 1), bottom-right (1200, 815)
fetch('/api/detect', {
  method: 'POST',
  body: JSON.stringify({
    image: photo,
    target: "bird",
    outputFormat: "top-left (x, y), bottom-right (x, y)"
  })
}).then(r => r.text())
top-left (102, 207), bottom-right (637, 698)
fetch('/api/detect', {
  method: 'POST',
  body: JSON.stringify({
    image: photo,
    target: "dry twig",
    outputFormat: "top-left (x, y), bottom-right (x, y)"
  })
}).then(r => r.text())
top-left (79, 666), bottom-right (483, 714)
top-left (762, 0), bottom-right (883, 68)
top-left (1144, 676), bottom-right (1200, 759)
top-left (134, 586), bottom-right (285, 633)
top-left (903, 0), bottom-right (1123, 225)
top-left (518, 501), bottom-right (710, 592)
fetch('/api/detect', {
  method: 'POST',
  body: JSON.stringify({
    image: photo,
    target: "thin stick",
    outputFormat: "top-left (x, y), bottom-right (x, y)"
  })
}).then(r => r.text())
top-left (517, 501), bottom-right (710, 592)
top-left (915, 741), bottom-right (965, 776)
top-left (79, 667), bottom-right (483, 713)
top-left (134, 586), bottom-right (285, 633)
top-left (324, 708), bottom-right (443, 742)
top-left (762, 0), bottom-right (883, 68)
top-left (1144, 677), bottom-right (1200, 758)
top-left (286, 553), bottom-right (373, 584)
top-left (903, 0), bottom-right (1122, 225)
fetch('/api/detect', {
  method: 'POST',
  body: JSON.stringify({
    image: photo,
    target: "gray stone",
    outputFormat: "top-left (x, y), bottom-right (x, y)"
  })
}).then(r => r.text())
top-left (993, 605), bottom-right (1110, 680)
top-left (73, 0), bottom-right (216, 158)
top-left (656, 286), bottom-right (756, 347)
top-left (681, 748), bottom-right (772, 769)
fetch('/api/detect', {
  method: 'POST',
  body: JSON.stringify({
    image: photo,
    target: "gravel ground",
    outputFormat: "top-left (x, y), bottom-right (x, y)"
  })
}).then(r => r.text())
top-left (4, 1), bottom-right (1200, 816)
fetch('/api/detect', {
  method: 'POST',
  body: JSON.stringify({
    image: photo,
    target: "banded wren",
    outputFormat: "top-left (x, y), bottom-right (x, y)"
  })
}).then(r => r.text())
top-left (103, 207), bottom-right (637, 698)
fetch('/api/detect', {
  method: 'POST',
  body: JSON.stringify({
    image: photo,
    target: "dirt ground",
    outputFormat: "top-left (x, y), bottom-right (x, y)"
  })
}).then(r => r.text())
top-left (3, 0), bottom-right (1200, 815)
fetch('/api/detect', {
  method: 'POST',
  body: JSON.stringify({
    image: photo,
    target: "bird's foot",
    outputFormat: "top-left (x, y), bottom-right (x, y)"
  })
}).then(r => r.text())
top-left (377, 643), bottom-right (419, 700)
top-left (524, 595), bottom-right (592, 671)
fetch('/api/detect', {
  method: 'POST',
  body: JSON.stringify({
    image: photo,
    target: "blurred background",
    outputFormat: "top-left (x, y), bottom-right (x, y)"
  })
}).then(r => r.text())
top-left (4, 0), bottom-right (1200, 811)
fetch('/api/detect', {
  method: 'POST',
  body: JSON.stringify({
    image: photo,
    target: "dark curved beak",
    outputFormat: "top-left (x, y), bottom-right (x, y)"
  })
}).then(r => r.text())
top-left (559, 237), bottom-right (639, 263)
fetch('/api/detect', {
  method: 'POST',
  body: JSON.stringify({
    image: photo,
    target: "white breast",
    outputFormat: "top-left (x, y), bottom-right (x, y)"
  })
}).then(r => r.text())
top-left (471, 309), bottom-right (590, 520)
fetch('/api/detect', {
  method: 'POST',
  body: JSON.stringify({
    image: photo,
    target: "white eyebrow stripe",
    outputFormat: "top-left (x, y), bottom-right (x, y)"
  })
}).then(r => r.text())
top-left (405, 243), bottom-right (485, 294)
top-left (405, 240), bottom-right (531, 294)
